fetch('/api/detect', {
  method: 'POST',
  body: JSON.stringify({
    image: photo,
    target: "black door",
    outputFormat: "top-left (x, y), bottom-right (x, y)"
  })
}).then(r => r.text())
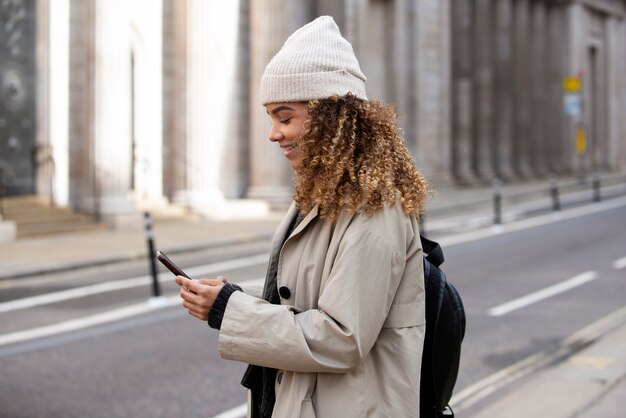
top-left (0, 0), bottom-right (37, 196)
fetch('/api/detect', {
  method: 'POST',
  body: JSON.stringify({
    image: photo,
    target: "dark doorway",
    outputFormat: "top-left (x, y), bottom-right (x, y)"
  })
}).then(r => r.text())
top-left (0, 0), bottom-right (37, 196)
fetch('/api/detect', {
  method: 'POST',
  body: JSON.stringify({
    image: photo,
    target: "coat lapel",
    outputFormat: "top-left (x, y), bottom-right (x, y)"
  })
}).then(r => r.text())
top-left (270, 202), bottom-right (299, 260)
top-left (288, 204), bottom-right (319, 240)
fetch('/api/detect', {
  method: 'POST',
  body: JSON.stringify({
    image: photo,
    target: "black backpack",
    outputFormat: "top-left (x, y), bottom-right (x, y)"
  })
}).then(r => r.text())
top-left (419, 236), bottom-right (466, 418)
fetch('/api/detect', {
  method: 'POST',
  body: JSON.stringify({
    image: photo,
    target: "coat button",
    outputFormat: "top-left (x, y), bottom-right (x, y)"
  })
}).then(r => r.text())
top-left (279, 286), bottom-right (291, 299)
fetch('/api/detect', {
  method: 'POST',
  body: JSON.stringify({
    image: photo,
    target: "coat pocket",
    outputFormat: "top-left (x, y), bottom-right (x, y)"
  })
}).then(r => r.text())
top-left (299, 398), bottom-right (316, 418)
top-left (273, 371), bottom-right (317, 418)
top-left (383, 301), bottom-right (424, 328)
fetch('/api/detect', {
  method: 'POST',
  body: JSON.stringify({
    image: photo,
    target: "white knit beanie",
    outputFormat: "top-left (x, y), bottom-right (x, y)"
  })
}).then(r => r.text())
top-left (260, 15), bottom-right (367, 105)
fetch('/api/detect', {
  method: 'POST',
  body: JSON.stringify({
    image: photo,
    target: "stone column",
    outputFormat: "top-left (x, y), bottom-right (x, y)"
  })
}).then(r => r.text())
top-left (451, 0), bottom-right (477, 184)
top-left (127, 0), bottom-right (163, 206)
top-left (319, 0), bottom-right (368, 55)
top-left (393, 0), bottom-right (415, 149)
top-left (247, 0), bottom-right (307, 207)
top-left (618, 18), bottom-right (626, 170)
top-left (606, 17), bottom-right (626, 170)
top-left (315, 0), bottom-right (345, 26)
top-left (48, 0), bottom-right (70, 206)
top-left (161, 0), bottom-right (187, 200)
top-left (234, 0), bottom-right (251, 198)
top-left (589, 14), bottom-right (609, 172)
top-left (493, 0), bottom-right (515, 180)
top-left (528, 1), bottom-right (548, 176)
top-left (546, 4), bottom-right (566, 175)
top-left (359, 0), bottom-right (393, 102)
top-left (92, 0), bottom-right (139, 228)
top-left (173, 0), bottom-right (250, 217)
top-left (512, 0), bottom-right (532, 177)
top-left (412, 0), bottom-right (452, 186)
top-left (473, 0), bottom-right (495, 182)
top-left (564, 2), bottom-right (586, 175)
top-left (343, 0), bottom-right (368, 54)
top-left (68, 0), bottom-right (96, 213)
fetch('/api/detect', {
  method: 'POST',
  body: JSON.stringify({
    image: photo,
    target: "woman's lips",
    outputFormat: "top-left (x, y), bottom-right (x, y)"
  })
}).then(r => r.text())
top-left (283, 144), bottom-right (297, 158)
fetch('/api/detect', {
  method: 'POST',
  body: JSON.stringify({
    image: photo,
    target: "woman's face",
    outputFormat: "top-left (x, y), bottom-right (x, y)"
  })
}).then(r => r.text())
top-left (265, 102), bottom-right (309, 171)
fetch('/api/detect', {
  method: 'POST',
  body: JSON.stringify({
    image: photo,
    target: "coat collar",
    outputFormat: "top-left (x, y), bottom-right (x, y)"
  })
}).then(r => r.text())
top-left (291, 204), bottom-right (319, 238)
top-left (276, 202), bottom-right (320, 244)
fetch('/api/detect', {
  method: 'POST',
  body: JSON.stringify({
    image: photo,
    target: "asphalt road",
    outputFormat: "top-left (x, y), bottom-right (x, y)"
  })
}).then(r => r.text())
top-left (0, 203), bottom-right (624, 417)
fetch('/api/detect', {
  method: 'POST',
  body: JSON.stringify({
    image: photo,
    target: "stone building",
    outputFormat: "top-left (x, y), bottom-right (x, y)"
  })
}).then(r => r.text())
top-left (0, 0), bottom-right (625, 233)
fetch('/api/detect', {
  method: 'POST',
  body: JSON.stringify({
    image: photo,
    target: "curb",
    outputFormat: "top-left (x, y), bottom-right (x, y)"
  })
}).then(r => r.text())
top-left (0, 231), bottom-right (275, 281)
top-left (460, 306), bottom-right (626, 417)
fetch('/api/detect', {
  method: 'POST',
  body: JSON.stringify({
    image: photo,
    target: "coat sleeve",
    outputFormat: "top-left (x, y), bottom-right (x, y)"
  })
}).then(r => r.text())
top-left (237, 281), bottom-right (264, 299)
top-left (217, 227), bottom-right (407, 373)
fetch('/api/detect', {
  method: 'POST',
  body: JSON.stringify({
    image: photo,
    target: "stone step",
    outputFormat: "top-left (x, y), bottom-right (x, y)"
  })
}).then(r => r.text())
top-left (1, 195), bottom-right (49, 207)
top-left (16, 221), bottom-right (108, 238)
top-left (4, 209), bottom-right (91, 224)
top-left (1, 195), bottom-right (107, 238)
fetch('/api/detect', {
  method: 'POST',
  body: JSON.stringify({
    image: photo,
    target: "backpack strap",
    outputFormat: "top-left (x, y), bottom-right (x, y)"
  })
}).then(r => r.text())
top-left (420, 235), bottom-right (445, 267)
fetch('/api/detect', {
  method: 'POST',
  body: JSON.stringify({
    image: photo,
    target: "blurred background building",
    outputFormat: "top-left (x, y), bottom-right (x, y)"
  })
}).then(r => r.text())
top-left (0, 0), bottom-right (625, 236)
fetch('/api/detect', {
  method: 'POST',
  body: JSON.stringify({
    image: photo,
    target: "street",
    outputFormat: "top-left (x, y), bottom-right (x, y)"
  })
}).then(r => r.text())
top-left (1, 204), bottom-right (625, 418)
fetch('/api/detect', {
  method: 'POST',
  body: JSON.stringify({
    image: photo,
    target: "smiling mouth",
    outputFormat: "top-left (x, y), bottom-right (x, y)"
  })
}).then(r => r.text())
top-left (283, 144), bottom-right (297, 151)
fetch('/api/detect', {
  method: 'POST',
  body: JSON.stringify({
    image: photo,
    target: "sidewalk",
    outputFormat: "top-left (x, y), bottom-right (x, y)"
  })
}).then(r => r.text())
top-left (467, 307), bottom-right (626, 418)
top-left (0, 212), bottom-right (283, 280)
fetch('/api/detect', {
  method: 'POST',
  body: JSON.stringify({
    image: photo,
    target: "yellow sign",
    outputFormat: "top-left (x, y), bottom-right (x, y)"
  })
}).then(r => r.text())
top-left (564, 76), bottom-right (581, 93)
top-left (576, 127), bottom-right (586, 153)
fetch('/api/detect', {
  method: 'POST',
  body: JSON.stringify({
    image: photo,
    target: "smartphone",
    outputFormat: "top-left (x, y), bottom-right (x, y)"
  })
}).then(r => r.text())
top-left (156, 250), bottom-right (190, 279)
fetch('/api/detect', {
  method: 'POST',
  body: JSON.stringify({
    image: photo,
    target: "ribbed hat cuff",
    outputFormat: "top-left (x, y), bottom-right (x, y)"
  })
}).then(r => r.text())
top-left (260, 69), bottom-right (367, 105)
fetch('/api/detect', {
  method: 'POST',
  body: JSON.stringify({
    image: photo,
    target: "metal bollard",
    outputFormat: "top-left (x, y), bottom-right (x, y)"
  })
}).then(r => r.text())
top-left (549, 174), bottom-right (561, 211)
top-left (492, 177), bottom-right (502, 225)
top-left (0, 168), bottom-right (4, 217)
top-left (143, 212), bottom-right (162, 298)
top-left (592, 172), bottom-right (601, 203)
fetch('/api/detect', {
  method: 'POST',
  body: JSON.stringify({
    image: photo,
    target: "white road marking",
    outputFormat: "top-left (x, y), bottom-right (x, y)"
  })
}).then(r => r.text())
top-left (0, 278), bottom-right (266, 347)
top-left (0, 254), bottom-right (268, 313)
top-left (212, 403), bottom-right (247, 418)
top-left (488, 271), bottom-right (598, 317)
top-left (0, 298), bottom-right (179, 346)
top-left (0, 277), bottom-right (150, 313)
top-left (612, 256), bottom-right (626, 270)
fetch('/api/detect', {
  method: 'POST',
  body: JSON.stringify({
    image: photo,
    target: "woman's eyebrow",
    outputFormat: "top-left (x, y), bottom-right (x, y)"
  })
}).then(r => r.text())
top-left (269, 105), bottom-right (294, 115)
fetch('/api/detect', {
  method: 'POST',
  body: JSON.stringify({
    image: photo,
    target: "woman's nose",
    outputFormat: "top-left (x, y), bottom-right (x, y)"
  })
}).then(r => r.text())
top-left (268, 125), bottom-right (283, 142)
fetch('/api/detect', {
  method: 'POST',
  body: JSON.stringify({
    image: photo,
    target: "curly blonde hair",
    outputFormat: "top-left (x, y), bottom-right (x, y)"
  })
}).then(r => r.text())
top-left (293, 94), bottom-right (431, 221)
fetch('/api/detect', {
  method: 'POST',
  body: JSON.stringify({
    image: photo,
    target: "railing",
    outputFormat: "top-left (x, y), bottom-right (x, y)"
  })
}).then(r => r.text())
top-left (490, 172), bottom-right (625, 224)
top-left (498, 172), bottom-right (625, 220)
top-left (421, 171), bottom-right (626, 236)
top-left (31, 143), bottom-right (56, 207)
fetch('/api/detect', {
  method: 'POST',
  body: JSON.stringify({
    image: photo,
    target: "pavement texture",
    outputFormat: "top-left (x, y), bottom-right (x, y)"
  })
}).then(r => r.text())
top-left (1, 174), bottom-right (625, 417)
top-left (468, 306), bottom-right (626, 417)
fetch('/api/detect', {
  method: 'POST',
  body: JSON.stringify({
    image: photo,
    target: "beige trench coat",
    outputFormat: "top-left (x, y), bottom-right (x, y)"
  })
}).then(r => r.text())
top-left (220, 201), bottom-right (426, 418)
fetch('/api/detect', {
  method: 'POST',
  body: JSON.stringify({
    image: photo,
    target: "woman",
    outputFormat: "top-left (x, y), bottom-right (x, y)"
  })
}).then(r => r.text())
top-left (176, 16), bottom-right (430, 418)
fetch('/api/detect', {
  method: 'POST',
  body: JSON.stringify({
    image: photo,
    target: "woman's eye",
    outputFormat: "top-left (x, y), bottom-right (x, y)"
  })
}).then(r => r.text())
top-left (280, 118), bottom-right (291, 124)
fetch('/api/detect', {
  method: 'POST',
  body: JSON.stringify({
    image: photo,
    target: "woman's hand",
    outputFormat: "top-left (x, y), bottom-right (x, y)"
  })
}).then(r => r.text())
top-left (175, 276), bottom-right (228, 320)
